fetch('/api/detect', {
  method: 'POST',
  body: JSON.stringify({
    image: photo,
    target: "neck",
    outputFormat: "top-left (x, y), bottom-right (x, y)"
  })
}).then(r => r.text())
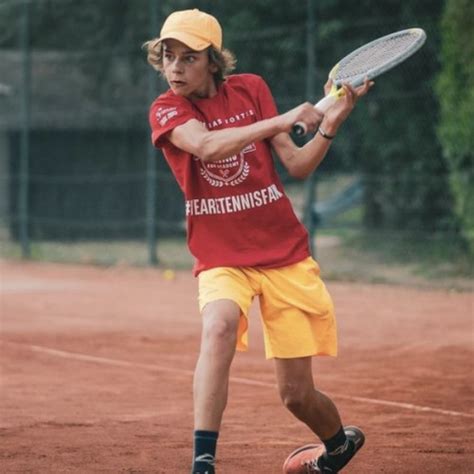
top-left (190, 79), bottom-right (219, 101)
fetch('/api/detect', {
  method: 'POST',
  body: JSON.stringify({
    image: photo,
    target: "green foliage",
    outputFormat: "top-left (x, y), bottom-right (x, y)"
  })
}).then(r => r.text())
top-left (436, 0), bottom-right (474, 253)
top-left (327, 1), bottom-right (456, 236)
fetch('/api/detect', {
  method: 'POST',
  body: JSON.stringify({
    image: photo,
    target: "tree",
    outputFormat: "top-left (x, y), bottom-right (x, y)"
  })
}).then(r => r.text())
top-left (317, 1), bottom-right (455, 237)
top-left (436, 0), bottom-right (474, 253)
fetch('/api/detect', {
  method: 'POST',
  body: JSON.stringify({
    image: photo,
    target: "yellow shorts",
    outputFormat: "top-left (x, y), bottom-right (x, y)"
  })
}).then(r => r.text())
top-left (198, 257), bottom-right (337, 359)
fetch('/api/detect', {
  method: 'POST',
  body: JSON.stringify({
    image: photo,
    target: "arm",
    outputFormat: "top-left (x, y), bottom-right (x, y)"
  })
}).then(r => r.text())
top-left (272, 80), bottom-right (374, 180)
top-left (270, 130), bottom-right (333, 179)
top-left (167, 102), bottom-right (323, 163)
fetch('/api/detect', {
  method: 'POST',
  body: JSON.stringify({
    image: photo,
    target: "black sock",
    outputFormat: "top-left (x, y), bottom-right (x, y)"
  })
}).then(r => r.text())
top-left (320, 426), bottom-right (354, 471)
top-left (192, 430), bottom-right (218, 474)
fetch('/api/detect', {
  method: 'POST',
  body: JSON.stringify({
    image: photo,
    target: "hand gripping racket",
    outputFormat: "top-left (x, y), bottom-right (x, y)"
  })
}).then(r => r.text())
top-left (293, 28), bottom-right (427, 136)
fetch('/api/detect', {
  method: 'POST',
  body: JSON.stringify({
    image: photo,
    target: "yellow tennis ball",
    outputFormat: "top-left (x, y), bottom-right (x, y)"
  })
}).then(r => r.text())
top-left (163, 269), bottom-right (175, 281)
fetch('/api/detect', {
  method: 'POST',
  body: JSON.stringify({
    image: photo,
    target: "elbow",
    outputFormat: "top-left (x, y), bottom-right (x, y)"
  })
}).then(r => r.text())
top-left (197, 148), bottom-right (217, 163)
top-left (200, 152), bottom-right (220, 163)
top-left (196, 135), bottom-right (222, 163)
top-left (292, 171), bottom-right (310, 180)
top-left (195, 148), bottom-right (213, 163)
top-left (281, 150), bottom-right (311, 180)
top-left (286, 165), bottom-right (310, 180)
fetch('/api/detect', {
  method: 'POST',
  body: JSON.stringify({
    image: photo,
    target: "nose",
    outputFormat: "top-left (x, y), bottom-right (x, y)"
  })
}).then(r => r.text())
top-left (171, 58), bottom-right (184, 74)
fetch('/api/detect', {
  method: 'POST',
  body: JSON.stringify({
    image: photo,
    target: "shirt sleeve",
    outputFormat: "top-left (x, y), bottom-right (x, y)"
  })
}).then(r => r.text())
top-left (149, 93), bottom-right (197, 148)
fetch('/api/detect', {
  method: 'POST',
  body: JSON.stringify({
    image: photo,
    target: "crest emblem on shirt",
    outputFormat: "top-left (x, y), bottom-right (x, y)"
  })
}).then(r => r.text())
top-left (197, 143), bottom-right (254, 187)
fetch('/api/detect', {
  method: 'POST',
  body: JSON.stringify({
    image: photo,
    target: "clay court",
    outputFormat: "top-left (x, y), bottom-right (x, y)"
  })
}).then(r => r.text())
top-left (1, 259), bottom-right (473, 473)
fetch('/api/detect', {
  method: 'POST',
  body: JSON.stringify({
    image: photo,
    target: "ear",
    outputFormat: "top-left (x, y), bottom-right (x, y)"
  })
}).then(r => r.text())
top-left (209, 63), bottom-right (219, 74)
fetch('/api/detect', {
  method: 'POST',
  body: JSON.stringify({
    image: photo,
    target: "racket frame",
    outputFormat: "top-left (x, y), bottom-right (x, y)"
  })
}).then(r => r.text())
top-left (293, 28), bottom-right (427, 136)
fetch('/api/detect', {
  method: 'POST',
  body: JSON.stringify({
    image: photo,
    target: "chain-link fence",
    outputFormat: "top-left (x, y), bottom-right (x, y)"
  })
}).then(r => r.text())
top-left (0, 0), bottom-right (470, 282)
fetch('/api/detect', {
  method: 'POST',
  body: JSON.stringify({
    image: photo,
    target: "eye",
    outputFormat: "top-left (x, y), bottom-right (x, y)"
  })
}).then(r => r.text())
top-left (185, 55), bottom-right (196, 63)
top-left (164, 52), bottom-right (174, 61)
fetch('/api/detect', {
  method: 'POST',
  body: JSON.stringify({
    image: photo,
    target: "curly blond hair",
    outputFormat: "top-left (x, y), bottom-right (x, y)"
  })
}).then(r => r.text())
top-left (143, 39), bottom-right (236, 83)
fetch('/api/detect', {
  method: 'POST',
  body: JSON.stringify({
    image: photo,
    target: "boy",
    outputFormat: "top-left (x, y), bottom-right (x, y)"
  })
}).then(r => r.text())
top-left (144, 9), bottom-right (372, 474)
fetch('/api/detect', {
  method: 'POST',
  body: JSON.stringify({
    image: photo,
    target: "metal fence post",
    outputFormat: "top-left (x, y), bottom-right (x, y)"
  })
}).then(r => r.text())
top-left (146, 0), bottom-right (159, 265)
top-left (19, 0), bottom-right (31, 258)
top-left (303, 0), bottom-right (318, 257)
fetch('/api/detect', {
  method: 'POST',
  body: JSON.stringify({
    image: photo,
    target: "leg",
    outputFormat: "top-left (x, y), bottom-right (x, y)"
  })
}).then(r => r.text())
top-left (274, 356), bottom-right (342, 440)
top-left (193, 298), bottom-right (241, 431)
top-left (276, 357), bottom-right (365, 473)
top-left (193, 266), bottom-right (255, 473)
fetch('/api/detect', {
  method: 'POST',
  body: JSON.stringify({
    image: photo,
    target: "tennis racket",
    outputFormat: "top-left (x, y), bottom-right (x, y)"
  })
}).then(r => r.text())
top-left (293, 28), bottom-right (427, 136)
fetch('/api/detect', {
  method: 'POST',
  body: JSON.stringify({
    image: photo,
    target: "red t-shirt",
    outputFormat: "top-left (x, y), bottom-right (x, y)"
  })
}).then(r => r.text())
top-left (149, 73), bottom-right (310, 275)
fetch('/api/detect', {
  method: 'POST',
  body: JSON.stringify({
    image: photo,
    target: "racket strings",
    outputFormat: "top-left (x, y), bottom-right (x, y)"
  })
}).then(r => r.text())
top-left (334, 32), bottom-right (422, 83)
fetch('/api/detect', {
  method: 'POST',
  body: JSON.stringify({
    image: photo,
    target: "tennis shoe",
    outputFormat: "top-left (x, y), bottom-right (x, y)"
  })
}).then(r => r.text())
top-left (191, 453), bottom-right (215, 474)
top-left (282, 426), bottom-right (365, 473)
top-left (282, 443), bottom-right (325, 473)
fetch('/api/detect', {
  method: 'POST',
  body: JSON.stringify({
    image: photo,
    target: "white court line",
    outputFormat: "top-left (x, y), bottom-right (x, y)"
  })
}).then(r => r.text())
top-left (0, 280), bottom-right (85, 293)
top-left (4, 341), bottom-right (473, 420)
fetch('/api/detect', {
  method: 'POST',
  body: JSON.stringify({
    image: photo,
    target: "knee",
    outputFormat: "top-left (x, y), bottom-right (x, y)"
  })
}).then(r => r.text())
top-left (203, 317), bottom-right (236, 342)
top-left (279, 383), bottom-right (312, 416)
top-left (202, 312), bottom-right (238, 348)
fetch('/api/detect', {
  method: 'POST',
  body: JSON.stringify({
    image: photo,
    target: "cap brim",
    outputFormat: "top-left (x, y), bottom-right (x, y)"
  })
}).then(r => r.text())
top-left (158, 31), bottom-right (211, 51)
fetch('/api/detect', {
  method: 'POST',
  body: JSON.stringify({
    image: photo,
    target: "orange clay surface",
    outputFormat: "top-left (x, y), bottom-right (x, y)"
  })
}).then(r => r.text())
top-left (1, 259), bottom-right (473, 473)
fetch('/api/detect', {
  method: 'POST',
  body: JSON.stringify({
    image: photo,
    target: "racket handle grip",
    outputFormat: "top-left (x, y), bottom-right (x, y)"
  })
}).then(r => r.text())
top-left (291, 94), bottom-right (339, 136)
top-left (314, 94), bottom-right (338, 113)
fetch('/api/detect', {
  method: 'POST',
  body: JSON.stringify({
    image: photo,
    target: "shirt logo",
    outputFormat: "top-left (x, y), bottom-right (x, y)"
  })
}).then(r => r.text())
top-left (197, 144), bottom-right (255, 187)
top-left (185, 184), bottom-right (284, 216)
top-left (155, 106), bottom-right (178, 127)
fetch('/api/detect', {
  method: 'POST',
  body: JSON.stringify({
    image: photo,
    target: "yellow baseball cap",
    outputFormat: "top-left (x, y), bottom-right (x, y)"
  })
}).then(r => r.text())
top-left (158, 9), bottom-right (222, 51)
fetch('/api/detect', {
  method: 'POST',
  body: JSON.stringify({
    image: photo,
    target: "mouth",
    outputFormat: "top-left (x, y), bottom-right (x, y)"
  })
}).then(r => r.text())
top-left (170, 80), bottom-right (186, 88)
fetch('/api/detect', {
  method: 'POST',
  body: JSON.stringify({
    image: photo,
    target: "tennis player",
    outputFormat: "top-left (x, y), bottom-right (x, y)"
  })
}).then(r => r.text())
top-left (145, 9), bottom-right (372, 474)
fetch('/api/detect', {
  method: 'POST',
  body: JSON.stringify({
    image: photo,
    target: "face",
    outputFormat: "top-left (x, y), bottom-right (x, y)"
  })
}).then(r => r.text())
top-left (162, 39), bottom-right (217, 100)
